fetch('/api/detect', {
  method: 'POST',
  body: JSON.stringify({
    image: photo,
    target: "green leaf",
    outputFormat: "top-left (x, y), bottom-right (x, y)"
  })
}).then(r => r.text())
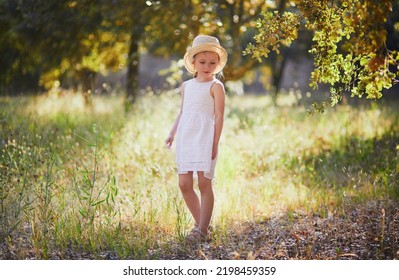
top-left (91, 199), bottom-right (106, 206)
top-left (360, 57), bottom-right (369, 66)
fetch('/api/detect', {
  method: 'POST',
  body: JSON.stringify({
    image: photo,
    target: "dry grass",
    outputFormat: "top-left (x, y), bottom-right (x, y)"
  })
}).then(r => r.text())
top-left (0, 91), bottom-right (398, 259)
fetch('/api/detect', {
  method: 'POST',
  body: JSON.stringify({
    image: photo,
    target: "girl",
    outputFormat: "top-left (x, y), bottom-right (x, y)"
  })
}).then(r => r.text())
top-left (165, 35), bottom-right (227, 242)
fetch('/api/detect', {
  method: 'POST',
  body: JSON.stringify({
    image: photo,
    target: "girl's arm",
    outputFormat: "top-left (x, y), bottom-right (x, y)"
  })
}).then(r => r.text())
top-left (211, 83), bottom-right (225, 159)
top-left (165, 84), bottom-right (186, 149)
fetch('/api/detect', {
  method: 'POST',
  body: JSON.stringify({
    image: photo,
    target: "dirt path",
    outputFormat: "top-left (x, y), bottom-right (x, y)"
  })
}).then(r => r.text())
top-left (158, 199), bottom-right (399, 260)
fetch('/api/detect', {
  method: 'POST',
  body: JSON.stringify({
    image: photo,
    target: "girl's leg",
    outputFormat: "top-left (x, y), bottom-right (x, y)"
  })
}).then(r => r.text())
top-left (179, 172), bottom-right (200, 226)
top-left (197, 172), bottom-right (214, 235)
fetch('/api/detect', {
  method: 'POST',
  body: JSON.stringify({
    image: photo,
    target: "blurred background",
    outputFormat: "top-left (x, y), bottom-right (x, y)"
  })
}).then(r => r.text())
top-left (1, 0), bottom-right (399, 260)
top-left (1, 0), bottom-right (397, 103)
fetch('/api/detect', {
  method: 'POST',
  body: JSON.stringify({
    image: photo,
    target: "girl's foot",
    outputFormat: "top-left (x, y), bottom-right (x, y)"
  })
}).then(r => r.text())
top-left (186, 228), bottom-right (210, 243)
top-left (191, 224), bottom-right (213, 231)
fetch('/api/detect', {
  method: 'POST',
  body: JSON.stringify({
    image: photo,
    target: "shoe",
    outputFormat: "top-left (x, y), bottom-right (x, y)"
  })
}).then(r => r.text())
top-left (186, 228), bottom-right (210, 243)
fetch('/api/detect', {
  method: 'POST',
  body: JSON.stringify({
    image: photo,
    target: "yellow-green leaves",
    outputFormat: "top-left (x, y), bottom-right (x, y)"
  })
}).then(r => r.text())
top-left (245, 0), bottom-right (398, 108)
top-left (243, 11), bottom-right (300, 61)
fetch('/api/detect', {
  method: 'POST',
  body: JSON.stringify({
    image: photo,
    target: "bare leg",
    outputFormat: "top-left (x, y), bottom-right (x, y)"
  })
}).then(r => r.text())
top-left (197, 172), bottom-right (214, 234)
top-left (179, 172), bottom-right (200, 226)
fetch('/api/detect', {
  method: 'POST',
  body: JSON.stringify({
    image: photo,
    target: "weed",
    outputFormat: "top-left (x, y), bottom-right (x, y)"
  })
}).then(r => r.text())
top-left (0, 92), bottom-right (398, 259)
top-left (73, 124), bottom-right (120, 250)
top-left (31, 151), bottom-right (57, 259)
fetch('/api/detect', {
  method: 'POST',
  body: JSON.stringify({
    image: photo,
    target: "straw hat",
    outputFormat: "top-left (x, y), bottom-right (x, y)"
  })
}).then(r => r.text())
top-left (183, 35), bottom-right (228, 74)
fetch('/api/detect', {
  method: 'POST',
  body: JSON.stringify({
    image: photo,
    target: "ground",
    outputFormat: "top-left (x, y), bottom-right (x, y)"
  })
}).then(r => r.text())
top-left (156, 199), bottom-right (399, 260)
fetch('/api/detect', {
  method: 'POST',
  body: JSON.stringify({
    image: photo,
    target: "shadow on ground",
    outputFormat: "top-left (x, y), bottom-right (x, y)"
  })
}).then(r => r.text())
top-left (157, 199), bottom-right (399, 260)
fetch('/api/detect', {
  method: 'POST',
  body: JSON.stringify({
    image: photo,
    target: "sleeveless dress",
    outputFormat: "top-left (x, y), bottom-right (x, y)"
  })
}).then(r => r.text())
top-left (176, 78), bottom-right (224, 180)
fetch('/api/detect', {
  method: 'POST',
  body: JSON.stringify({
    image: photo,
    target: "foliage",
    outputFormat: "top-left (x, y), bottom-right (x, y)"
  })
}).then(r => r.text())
top-left (2, 0), bottom-right (399, 104)
top-left (0, 92), bottom-right (398, 259)
top-left (245, 0), bottom-right (399, 107)
top-left (1, 1), bottom-right (92, 88)
top-left (73, 124), bottom-right (120, 246)
top-left (131, 0), bottom-right (271, 83)
top-left (0, 0), bottom-right (139, 93)
top-left (0, 0), bottom-right (281, 96)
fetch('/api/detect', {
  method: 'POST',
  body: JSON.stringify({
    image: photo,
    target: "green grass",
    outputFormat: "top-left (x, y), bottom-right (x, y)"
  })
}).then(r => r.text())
top-left (0, 91), bottom-right (398, 259)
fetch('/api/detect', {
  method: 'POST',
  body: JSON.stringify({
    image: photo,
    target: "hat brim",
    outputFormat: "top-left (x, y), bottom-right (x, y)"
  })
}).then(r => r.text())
top-left (183, 43), bottom-right (228, 74)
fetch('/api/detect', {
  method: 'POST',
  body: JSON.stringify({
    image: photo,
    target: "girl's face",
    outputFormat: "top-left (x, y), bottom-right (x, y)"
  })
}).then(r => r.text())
top-left (193, 52), bottom-right (220, 79)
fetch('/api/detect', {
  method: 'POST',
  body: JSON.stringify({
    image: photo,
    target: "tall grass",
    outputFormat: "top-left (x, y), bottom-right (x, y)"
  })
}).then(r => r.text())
top-left (0, 91), bottom-right (398, 259)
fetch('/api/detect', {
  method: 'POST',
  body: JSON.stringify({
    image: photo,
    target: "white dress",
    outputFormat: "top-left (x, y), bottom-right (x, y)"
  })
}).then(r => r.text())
top-left (176, 78), bottom-right (223, 180)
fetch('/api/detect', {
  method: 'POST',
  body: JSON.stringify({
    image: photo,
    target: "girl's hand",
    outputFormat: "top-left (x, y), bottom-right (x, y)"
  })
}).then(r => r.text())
top-left (165, 135), bottom-right (174, 149)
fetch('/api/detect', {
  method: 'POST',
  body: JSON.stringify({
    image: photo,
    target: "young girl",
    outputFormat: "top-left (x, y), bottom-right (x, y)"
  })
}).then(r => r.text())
top-left (165, 35), bottom-right (227, 242)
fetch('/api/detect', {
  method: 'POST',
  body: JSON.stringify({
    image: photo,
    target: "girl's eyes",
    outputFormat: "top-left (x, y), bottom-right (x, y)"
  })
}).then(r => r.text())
top-left (199, 61), bottom-right (216, 65)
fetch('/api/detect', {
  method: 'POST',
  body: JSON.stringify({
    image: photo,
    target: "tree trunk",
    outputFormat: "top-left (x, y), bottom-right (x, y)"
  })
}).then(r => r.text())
top-left (126, 35), bottom-right (140, 108)
top-left (269, 0), bottom-right (288, 105)
top-left (79, 68), bottom-right (95, 108)
top-left (270, 53), bottom-right (287, 106)
top-left (125, 9), bottom-right (147, 110)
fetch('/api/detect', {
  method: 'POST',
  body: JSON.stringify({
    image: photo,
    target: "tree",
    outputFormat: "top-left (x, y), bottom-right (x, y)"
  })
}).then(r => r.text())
top-left (0, 0), bottom-right (127, 102)
top-left (106, 0), bottom-right (156, 106)
top-left (148, 0), bottom-right (309, 100)
top-left (245, 0), bottom-right (399, 109)
top-left (210, 0), bottom-right (266, 81)
top-left (4, 0), bottom-right (340, 106)
top-left (145, 0), bottom-right (275, 92)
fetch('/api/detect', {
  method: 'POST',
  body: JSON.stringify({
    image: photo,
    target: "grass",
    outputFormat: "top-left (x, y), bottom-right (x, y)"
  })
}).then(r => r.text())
top-left (0, 90), bottom-right (398, 259)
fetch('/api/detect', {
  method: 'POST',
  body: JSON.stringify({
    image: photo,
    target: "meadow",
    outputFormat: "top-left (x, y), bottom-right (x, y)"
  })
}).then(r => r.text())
top-left (0, 90), bottom-right (398, 259)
